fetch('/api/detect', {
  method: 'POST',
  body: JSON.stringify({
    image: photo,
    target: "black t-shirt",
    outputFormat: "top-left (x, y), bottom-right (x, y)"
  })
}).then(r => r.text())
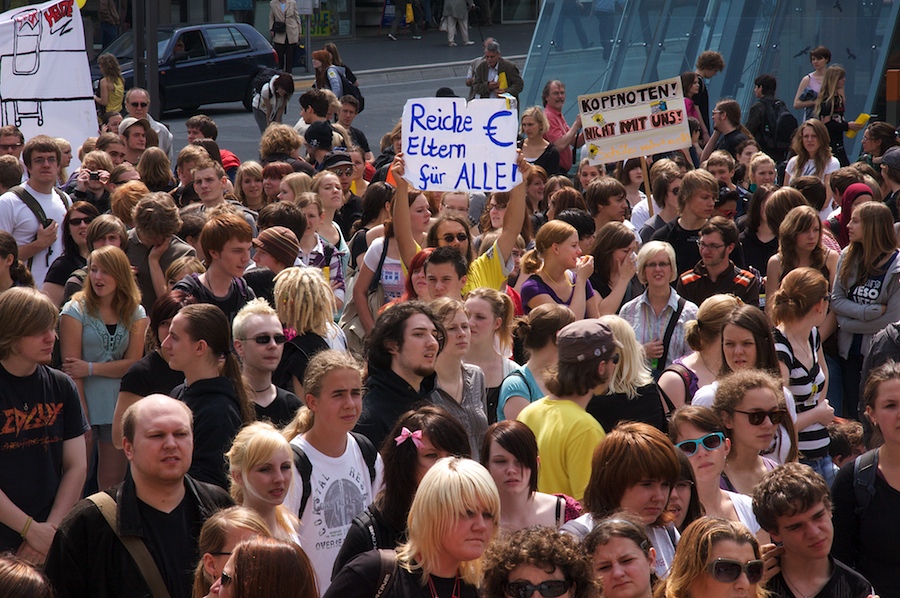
top-left (137, 494), bottom-right (201, 598)
top-left (45, 253), bottom-right (86, 286)
top-left (349, 125), bottom-right (371, 154)
top-left (766, 557), bottom-right (872, 598)
top-left (326, 550), bottom-right (478, 598)
top-left (273, 333), bottom-right (329, 393)
top-left (255, 386), bottom-right (303, 427)
top-left (0, 363), bottom-right (89, 550)
top-left (243, 267), bottom-right (275, 308)
top-left (119, 350), bottom-right (185, 397)
top-left (348, 228), bottom-right (370, 272)
top-left (716, 129), bottom-right (749, 159)
top-left (587, 384), bottom-right (666, 433)
top-left (172, 273), bottom-right (255, 324)
top-left (696, 77), bottom-right (710, 131)
top-left (739, 228), bottom-right (777, 277)
top-left (650, 219), bottom-right (702, 276)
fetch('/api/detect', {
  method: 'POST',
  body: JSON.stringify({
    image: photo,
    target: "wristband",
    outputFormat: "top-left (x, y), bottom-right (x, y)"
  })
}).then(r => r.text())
top-left (20, 516), bottom-right (32, 539)
top-left (88, 362), bottom-right (93, 376)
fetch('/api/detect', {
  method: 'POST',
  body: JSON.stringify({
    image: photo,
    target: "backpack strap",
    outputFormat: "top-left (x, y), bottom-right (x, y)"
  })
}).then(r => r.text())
top-left (369, 237), bottom-right (390, 294)
top-left (853, 448), bottom-right (880, 515)
top-left (290, 443), bottom-right (314, 520)
top-left (87, 492), bottom-right (172, 598)
top-left (374, 549), bottom-right (399, 598)
top-left (657, 297), bottom-right (686, 374)
top-left (355, 506), bottom-right (380, 550)
top-left (350, 431), bottom-right (378, 484)
top-left (555, 495), bottom-right (564, 527)
top-left (11, 185), bottom-right (49, 270)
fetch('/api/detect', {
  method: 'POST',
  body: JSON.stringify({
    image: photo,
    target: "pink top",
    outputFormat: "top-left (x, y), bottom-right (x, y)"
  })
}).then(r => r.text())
top-left (544, 105), bottom-right (573, 173)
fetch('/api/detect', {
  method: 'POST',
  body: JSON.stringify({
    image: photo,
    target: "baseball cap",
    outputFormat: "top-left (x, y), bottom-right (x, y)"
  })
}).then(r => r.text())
top-left (118, 117), bottom-right (151, 136)
top-left (557, 320), bottom-right (623, 364)
top-left (304, 121), bottom-right (334, 149)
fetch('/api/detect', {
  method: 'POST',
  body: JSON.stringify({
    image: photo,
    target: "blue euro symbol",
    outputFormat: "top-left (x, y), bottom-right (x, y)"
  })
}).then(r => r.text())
top-left (483, 110), bottom-right (513, 147)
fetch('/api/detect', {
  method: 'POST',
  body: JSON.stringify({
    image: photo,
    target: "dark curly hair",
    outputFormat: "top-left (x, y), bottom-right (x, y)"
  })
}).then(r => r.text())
top-left (482, 526), bottom-right (600, 598)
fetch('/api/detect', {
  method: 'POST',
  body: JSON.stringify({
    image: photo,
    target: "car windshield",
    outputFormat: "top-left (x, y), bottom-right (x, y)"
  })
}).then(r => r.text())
top-left (102, 30), bottom-right (174, 63)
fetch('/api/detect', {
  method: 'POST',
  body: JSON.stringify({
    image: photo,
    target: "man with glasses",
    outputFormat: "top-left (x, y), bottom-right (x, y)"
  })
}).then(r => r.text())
top-left (45, 394), bottom-right (233, 597)
top-left (752, 462), bottom-right (873, 598)
top-left (0, 135), bottom-right (70, 286)
top-left (677, 216), bottom-right (759, 307)
top-left (0, 125), bottom-right (24, 160)
top-left (517, 320), bottom-right (618, 502)
top-left (125, 88), bottom-right (174, 162)
top-left (233, 299), bottom-right (302, 427)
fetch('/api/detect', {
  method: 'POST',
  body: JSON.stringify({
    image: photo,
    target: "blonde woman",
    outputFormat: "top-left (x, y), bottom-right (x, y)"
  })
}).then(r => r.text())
top-left (277, 172), bottom-right (313, 204)
top-left (60, 246), bottom-right (147, 490)
top-left (226, 422), bottom-right (299, 543)
top-left (326, 457), bottom-right (499, 598)
top-left (234, 161), bottom-right (266, 211)
top-left (93, 53), bottom-right (124, 115)
top-left (192, 506), bottom-right (270, 598)
top-left (282, 349), bottom-right (382, 593)
top-left (464, 287), bottom-right (517, 423)
top-left (519, 106), bottom-right (560, 176)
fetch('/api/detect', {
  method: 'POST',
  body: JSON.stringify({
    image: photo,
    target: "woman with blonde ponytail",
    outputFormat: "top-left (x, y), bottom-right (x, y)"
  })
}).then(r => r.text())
top-left (770, 267), bottom-right (835, 485)
top-left (282, 349), bottom-right (382, 593)
top-left (162, 303), bottom-right (254, 489)
top-left (0, 231), bottom-right (33, 293)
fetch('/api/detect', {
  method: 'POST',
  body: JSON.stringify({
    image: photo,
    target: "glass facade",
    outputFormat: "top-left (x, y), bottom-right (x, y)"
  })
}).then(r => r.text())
top-left (520, 0), bottom-right (900, 160)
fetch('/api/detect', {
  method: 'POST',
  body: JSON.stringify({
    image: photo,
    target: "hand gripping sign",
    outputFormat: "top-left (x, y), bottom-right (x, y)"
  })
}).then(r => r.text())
top-left (401, 98), bottom-right (522, 192)
top-left (578, 77), bottom-right (692, 165)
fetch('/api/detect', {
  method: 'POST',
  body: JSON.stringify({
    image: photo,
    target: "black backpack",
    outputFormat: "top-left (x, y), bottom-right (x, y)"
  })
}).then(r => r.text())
top-left (252, 66), bottom-right (284, 96)
top-left (853, 448), bottom-right (879, 515)
top-left (336, 69), bottom-right (365, 113)
top-left (763, 99), bottom-right (798, 151)
top-left (291, 432), bottom-right (378, 519)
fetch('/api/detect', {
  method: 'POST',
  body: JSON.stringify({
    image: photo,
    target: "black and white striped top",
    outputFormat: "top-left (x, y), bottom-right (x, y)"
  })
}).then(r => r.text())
top-left (773, 326), bottom-right (829, 458)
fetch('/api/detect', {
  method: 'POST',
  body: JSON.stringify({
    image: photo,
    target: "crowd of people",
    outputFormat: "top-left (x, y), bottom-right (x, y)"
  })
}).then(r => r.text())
top-left (0, 36), bottom-right (895, 598)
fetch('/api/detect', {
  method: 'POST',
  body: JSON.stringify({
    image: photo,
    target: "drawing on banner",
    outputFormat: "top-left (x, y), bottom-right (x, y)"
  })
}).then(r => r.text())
top-left (578, 77), bottom-right (691, 165)
top-left (0, 0), bottom-right (96, 154)
top-left (401, 98), bottom-right (521, 193)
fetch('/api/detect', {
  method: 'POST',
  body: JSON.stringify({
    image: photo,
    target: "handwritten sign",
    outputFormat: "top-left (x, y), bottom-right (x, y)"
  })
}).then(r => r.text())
top-left (578, 77), bottom-right (691, 165)
top-left (401, 98), bottom-right (521, 192)
top-left (0, 0), bottom-right (95, 168)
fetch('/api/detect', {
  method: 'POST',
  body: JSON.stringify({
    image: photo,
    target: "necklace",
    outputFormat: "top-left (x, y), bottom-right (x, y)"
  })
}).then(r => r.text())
top-left (542, 268), bottom-right (575, 288)
top-left (698, 352), bottom-right (716, 378)
top-left (252, 383), bottom-right (273, 393)
top-left (427, 573), bottom-right (461, 598)
top-left (781, 567), bottom-right (822, 598)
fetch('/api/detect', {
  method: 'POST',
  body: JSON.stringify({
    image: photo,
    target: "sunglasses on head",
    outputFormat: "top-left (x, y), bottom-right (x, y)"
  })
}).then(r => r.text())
top-left (505, 580), bottom-right (572, 598)
top-left (675, 432), bottom-right (725, 457)
top-left (69, 217), bottom-right (94, 226)
top-left (706, 558), bottom-right (764, 584)
top-left (442, 233), bottom-right (469, 243)
top-left (734, 408), bottom-right (787, 426)
top-left (241, 334), bottom-right (287, 345)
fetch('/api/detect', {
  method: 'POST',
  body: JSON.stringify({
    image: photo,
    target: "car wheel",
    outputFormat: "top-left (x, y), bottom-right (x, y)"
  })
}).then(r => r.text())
top-left (243, 80), bottom-right (255, 113)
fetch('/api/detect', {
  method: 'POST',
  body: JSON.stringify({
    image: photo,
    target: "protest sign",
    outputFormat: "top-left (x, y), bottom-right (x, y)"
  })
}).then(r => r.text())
top-left (401, 98), bottom-right (521, 192)
top-left (578, 77), bottom-right (691, 165)
top-left (0, 0), bottom-right (96, 164)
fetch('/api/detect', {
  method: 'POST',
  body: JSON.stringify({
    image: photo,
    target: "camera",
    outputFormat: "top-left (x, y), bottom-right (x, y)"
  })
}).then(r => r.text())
top-left (88, 171), bottom-right (101, 181)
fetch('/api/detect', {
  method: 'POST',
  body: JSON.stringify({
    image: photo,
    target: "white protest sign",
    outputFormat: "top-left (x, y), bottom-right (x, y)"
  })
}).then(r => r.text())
top-left (0, 0), bottom-right (96, 160)
top-left (401, 98), bottom-right (521, 192)
top-left (578, 77), bottom-right (691, 165)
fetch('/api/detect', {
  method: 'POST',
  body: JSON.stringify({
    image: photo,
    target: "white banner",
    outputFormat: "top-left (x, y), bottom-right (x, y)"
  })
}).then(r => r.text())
top-left (578, 77), bottom-right (691, 165)
top-left (0, 0), bottom-right (96, 156)
top-left (401, 98), bottom-right (522, 192)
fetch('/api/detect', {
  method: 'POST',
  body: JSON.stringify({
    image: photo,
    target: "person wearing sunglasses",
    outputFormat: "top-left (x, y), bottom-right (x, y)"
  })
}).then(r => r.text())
top-left (209, 536), bottom-right (318, 598)
top-left (42, 201), bottom-right (100, 308)
top-left (192, 506), bottom-right (270, 598)
top-left (669, 406), bottom-right (767, 544)
top-left (483, 526), bottom-right (599, 598)
top-left (124, 87), bottom-right (174, 162)
top-left (584, 513), bottom-right (657, 598)
top-left (638, 163), bottom-right (682, 243)
top-left (326, 457), bottom-right (496, 598)
top-left (657, 517), bottom-right (766, 598)
top-left (233, 299), bottom-right (302, 427)
top-left (753, 462), bottom-right (875, 598)
top-left (560, 422), bottom-right (679, 578)
top-left (162, 303), bottom-right (256, 489)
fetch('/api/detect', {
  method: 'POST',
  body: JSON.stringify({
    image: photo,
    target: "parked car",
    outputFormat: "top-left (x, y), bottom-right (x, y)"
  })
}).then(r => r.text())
top-left (91, 22), bottom-right (279, 113)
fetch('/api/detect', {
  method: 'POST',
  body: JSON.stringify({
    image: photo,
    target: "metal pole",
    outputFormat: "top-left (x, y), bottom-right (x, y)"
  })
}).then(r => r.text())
top-left (133, 0), bottom-right (145, 88)
top-left (146, 0), bottom-right (159, 119)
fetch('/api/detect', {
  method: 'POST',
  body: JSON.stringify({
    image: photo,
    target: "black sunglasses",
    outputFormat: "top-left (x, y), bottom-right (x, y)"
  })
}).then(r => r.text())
top-left (130, 101), bottom-right (149, 108)
top-left (442, 233), bottom-right (469, 243)
top-left (675, 432), bottom-right (725, 457)
top-left (240, 334), bottom-right (287, 345)
top-left (707, 558), bottom-right (764, 584)
top-left (69, 217), bottom-right (94, 226)
top-left (505, 580), bottom-right (572, 598)
top-left (734, 409), bottom-right (787, 426)
top-left (219, 571), bottom-right (233, 586)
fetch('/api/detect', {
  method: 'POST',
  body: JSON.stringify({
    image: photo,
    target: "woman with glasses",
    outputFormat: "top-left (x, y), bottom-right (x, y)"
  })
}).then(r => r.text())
top-left (482, 526), bottom-right (599, 598)
top-left (208, 536), bottom-right (318, 598)
top-left (655, 517), bottom-right (766, 598)
top-left (584, 514), bottom-right (657, 598)
top-left (42, 201), bottom-right (99, 307)
top-left (619, 241), bottom-right (698, 380)
top-left (192, 506), bottom-right (270, 598)
top-left (831, 202), bottom-right (900, 420)
top-left (325, 457), bottom-right (498, 598)
top-left (857, 121), bottom-right (898, 169)
top-left (668, 406), bottom-right (765, 542)
top-left (561, 422), bottom-right (680, 578)
top-left (770, 267), bottom-right (834, 486)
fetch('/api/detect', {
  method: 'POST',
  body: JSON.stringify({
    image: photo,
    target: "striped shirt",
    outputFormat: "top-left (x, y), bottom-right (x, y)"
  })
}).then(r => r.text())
top-left (773, 327), bottom-right (829, 458)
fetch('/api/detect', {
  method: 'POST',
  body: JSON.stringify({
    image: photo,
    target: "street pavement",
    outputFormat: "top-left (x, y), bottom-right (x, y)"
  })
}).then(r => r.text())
top-left (160, 22), bottom-right (536, 165)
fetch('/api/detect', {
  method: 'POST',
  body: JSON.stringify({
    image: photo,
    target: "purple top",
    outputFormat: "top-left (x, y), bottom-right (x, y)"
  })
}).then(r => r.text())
top-left (520, 273), bottom-right (595, 318)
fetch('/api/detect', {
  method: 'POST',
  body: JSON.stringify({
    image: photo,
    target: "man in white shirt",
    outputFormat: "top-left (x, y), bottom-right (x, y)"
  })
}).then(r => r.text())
top-left (0, 135), bottom-right (69, 286)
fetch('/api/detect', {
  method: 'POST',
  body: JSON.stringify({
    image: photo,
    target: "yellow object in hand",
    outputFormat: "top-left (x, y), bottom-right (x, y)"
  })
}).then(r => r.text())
top-left (498, 72), bottom-right (508, 90)
top-left (846, 113), bottom-right (870, 138)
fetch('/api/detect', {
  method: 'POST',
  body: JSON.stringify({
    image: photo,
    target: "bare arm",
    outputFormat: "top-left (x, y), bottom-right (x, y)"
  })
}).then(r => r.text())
top-left (658, 369), bottom-right (687, 409)
top-left (41, 282), bottom-right (66, 308)
top-left (700, 130), bottom-right (721, 163)
top-left (495, 153), bottom-right (529, 261)
top-left (793, 75), bottom-right (813, 110)
top-left (94, 78), bottom-right (109, 107)
top-left (390, 155), bottom-right (419, 269)
top-left (503, 396), bottom-right (531, 421)
top-left (59, 314), bottom-right (89, 421)
top-left (353, 261), bottom-right (379, 334)
top-left (551, 119), bottom-right (583, 154)
top-left (596, 257), bottom-right (637, 316)
top-left (63, 317), bottom-right (148, 380)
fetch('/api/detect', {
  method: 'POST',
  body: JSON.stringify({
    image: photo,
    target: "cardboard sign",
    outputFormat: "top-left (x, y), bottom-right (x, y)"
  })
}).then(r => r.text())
top-left (578, 77), bottom-right (691, 165)
top-left (401, 98), bottom-right (521, 192)
top-left (0, 0), bottom-right (95, 162)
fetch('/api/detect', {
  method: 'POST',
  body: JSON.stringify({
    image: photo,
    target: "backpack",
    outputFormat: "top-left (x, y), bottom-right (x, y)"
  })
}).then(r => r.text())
top-left (853, 448), bottom-right (879, 515)
top-left (336, 69), bottom-right (365, 113)
top-left (291, 432), bottom-right (378, 519)
top-left (252, 66), bottom-right (283, 96)
top-left (763, 98), bottom-right (798, 151)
